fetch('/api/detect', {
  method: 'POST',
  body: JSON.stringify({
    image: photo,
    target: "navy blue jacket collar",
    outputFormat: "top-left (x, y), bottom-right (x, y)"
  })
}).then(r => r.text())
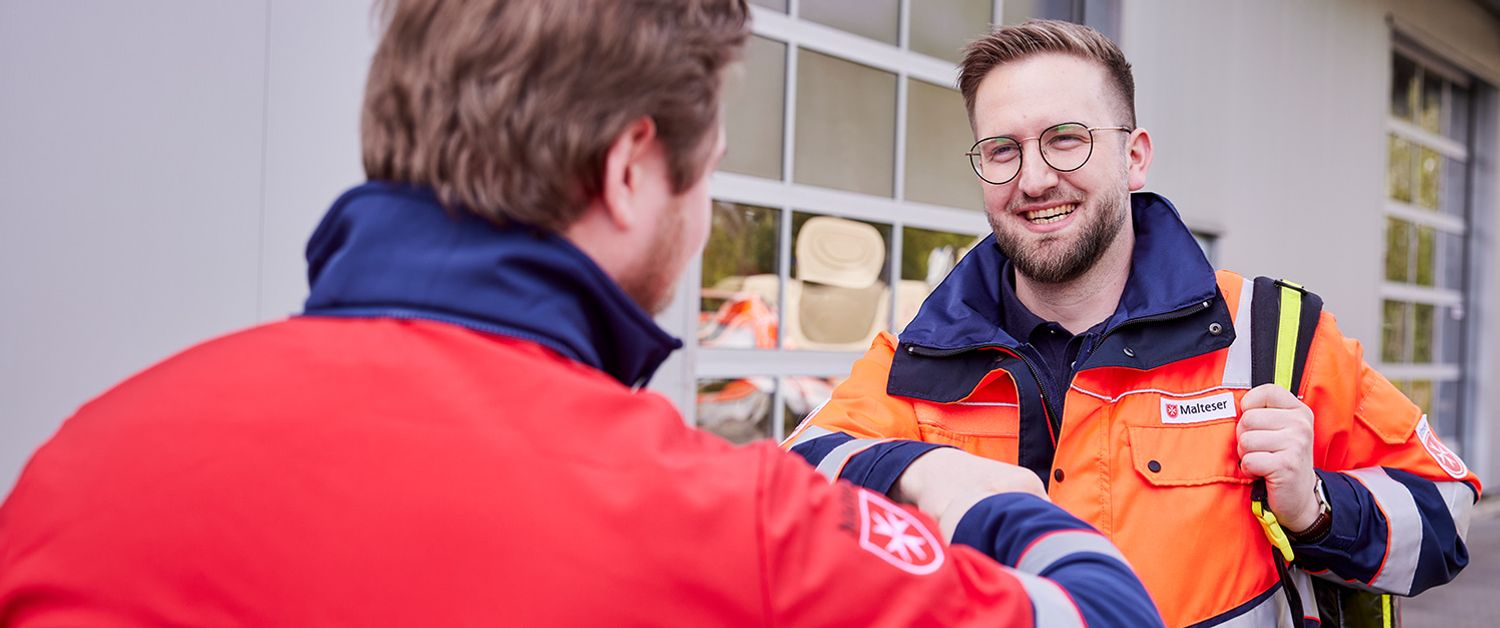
top-left (898, 192), bottom-right (1220, 353)
top-left (302, 181), bottom-right (682, 387)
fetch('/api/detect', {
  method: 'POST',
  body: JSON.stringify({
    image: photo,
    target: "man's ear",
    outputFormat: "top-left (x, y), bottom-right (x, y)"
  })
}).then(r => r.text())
top-left (600, 116), bottom-right (659, 231)
top-left (1126, 127), bottom-right (1153, 192)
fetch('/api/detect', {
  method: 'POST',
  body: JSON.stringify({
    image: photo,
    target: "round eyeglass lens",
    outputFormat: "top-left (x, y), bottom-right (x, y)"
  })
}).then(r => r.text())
top-left (1039, 123), bottom-right (1095, 172)
top-left (969, 137), bottom-right (1021, 185)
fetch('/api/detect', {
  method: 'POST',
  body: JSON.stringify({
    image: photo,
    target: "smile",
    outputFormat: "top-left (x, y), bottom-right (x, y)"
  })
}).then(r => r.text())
top-left (1023, 203), bottom-right (1077, 224)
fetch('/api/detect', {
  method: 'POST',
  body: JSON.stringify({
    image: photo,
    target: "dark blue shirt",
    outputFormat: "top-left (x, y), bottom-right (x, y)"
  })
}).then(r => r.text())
top-left (997, 263), bottom-right (1113, 415)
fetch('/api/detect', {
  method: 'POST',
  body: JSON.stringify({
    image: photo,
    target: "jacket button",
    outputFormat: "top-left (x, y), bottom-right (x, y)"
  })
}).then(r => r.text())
top-left (1208, 322), bottom-right (1224, 335)
top-left (1053, 469), bottom-right (1065, 483)
top-left (1123, 347), bottom-right (1136, 358)
top-left (1147, 460), bottom-right (1162, 473)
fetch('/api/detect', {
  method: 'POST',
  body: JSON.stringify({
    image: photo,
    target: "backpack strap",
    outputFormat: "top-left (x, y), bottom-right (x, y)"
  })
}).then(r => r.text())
top-left (1247, 277), bottom-right (1323, 627)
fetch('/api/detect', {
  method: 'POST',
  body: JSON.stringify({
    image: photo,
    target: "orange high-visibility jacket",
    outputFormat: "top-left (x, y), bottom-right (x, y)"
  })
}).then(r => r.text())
top-left (786, 193), bottom-right (1480, 627)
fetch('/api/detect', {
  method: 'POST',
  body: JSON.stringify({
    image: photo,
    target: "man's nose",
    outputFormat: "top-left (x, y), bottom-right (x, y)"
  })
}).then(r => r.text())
top-left (1016, 141), bottom-right (1058, 198)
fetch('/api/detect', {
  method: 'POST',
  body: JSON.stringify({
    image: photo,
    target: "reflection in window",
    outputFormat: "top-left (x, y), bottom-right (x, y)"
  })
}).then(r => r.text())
top-left (799, 0), bottom-right (899, 44)
top-left (696, 378), bottom-right (773, 444)
top-left (1382, 299), bottom-right (1408, 364)
top-left (787, 212), bottom-right (892, 350)
top-left (1416, 147), bottom-right (1441, 209)
top-left (699, 202), bottom-right (780, 349)
top-left (898, 227), bottom-right (983, 331)
top-left (1412, 303), bottom-right (1435, 363)
top-left (794, 50), bottom-right (897, 197)
top-left (905, 79), bottom-right (983, 210)
top-left (781, 375), bottom-right (843, 438)
top-left (1387, 134), bottom-right (1413, 203)
top-left (909, 0), bottom-right (992, 63)
top-left (721, 36), bottom-right (787, 180)
top-left (1384, 218), bottom-right (1410, 283)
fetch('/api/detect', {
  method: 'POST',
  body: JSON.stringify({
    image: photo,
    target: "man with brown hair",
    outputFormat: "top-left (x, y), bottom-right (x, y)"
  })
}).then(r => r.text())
top-left (788, 18), bottom-right (1478, 628)
top-left (0, 2), bottom-right (1161, 625)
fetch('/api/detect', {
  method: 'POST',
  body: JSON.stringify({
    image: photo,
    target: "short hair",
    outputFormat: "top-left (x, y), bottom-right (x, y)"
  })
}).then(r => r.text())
top-left (958, 19), bottom-right (1135, 128)
top-left (361, 0), bottom-right (750, 231)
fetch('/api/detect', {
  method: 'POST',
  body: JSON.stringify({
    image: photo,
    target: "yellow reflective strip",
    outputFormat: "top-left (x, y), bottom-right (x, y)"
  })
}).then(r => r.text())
top-left (1275, 284), bottom-right (1301, 390)
top-left (1382, 594), bottom-right (1393, 628)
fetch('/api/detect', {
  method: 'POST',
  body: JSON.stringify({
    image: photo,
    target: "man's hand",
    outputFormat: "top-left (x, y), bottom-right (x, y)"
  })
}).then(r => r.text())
top-left (890, 447), bottom-right (1047, 541)
top-left (1236, 384), bottom-right (1320, 533)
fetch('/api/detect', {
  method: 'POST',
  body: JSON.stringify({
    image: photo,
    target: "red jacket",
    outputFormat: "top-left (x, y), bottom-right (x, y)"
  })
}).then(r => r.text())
top-left (0, 184), bottom-right (1161, 626)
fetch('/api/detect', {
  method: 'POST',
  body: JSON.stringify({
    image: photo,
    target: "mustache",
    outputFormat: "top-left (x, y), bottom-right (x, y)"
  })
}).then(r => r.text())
top-left (1006, 193), bottom-right (1086, 213)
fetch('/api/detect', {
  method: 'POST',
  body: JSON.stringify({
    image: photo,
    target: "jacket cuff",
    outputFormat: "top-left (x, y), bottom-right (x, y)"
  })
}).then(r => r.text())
top-left (841, 441), bottom-right (953, 496)
top-left (1291, 469), bottom-right (1364, 554)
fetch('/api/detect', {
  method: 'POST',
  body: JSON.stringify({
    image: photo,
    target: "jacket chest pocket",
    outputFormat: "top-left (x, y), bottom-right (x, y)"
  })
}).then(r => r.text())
top-left (914, 402), bottom-right (1020, 463)
top-left (1127, 420), bottom-right (1251, 486)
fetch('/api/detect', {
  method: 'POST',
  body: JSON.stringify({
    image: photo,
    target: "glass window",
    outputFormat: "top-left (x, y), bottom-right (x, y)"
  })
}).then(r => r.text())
top-left (1382, 299), bottom-right (1408, 363)
top-left (909, 0), bottom-right (993, 63)
top-left (1414, 225), bottom-right (1435, 286)
top-left (1384, 218), bottom-right (1411, 283)
top-left (1001, 0), bottom-right (1079, 24)
top-left (696, 378), bottom-right (774, 444)
top-left (787, 212), bottom-right (892, 350)
top-left (905, 79), bottom-right (983, 210)
top-left (1412, 303), bottom-right (1435, 363)
top-left (1416, 146), bottom-right (1441, 210)
top-left (781, 375), bottom-right (843, 437)
top-left (1407, 379), bottom-right (1435, 415)
top-left (699, 202), bottom-right (781, 349)
top-left (1419, 72), bottom-right (1443, 133)
top-left (1387, 134), bottom-right (1413, 203)
top-left (898, 226), bottom-right (981, 331)
top-left (721, 36), bottom-right (787, 180)
top-left (1391, 54), bottom-right (1417, 121)
top-left (794, 50), bottom-right (898, 197)
top-left (799, 0), bottom-right (899, 44)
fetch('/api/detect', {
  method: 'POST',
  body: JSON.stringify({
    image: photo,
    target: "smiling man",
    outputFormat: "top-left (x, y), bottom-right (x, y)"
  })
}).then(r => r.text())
top-left (786, 19), bottom-right (1480, 628)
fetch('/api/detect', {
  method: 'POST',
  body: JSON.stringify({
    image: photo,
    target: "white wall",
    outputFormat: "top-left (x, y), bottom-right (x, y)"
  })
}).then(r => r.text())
top-left (0, 1), bottom-right (376, 493)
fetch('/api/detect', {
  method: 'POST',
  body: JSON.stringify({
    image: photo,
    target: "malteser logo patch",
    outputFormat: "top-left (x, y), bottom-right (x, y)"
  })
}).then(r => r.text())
top-left (856, 490), bottom-right (944, 575)
top-left (1416, 415), bottom-right (1468, 479)
top-left (1160, 392), bottom-right (1238, 424)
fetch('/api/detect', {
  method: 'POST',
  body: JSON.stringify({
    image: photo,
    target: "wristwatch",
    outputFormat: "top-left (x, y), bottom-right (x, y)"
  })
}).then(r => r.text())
top-left (1288, 476), bottom-right (1333, 543)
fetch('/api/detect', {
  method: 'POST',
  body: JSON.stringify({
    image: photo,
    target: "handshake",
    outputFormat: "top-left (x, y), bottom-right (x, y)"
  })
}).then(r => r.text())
top-left (890, 448), bottom-right (1049, 541)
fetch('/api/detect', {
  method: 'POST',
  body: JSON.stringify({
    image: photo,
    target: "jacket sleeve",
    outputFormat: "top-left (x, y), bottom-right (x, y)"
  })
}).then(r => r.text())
top-left (1292, 311), bottom-right (1481, 596)
top-left (756, 443), bottom-right (1162, 627)
top-left (780, 332), bottom-right (943, 495)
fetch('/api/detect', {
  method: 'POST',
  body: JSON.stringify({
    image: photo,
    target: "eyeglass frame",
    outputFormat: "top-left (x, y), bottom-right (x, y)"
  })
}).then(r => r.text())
top-left (965, 123), bottom-right (1134, 185)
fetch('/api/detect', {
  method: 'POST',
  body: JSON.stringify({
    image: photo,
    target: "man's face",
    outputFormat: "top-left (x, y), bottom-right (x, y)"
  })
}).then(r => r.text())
top-left (627, 124), bottom-right (726, 314)
top-left (971, 53), bottom-right (1137, 284)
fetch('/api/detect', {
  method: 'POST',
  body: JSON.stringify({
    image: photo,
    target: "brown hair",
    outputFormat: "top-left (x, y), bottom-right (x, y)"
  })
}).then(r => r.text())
top-left (958, 19), bottom-right (1135, 128)
top-left (361, 0), bottom-right (750, 231)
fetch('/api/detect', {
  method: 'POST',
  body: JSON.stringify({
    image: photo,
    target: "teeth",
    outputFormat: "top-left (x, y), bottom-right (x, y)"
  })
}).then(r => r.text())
top-left (1024, 203), bottom-right (1076, 224)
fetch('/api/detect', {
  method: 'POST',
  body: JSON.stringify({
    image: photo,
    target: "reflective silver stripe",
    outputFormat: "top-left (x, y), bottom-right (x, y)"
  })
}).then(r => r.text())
top-left (1015, 530), bottom-right (1130, 576)
top-left (1437, 480), bottom-right (1477, 542)
top-left (1290, 568), bottom-right (1316, 621)
top-left (1009, 569), bottom-right (1085, 628)
top-left (1346, 467), bottom-right (1424, 595)
top-left (782, 424), bottom-right (833, 449)
top-left (1221, 275), bottom-right (1254, 388)
top-left (1210, 582), bottom-right (1297, 628)
top-left (814, 438), bottom-right (886, 481)
top-left (779, 398), bottom-right (833, 447)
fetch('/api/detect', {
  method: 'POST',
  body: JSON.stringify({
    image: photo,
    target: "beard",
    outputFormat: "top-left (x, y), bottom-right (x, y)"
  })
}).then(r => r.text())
top-left (989, 185), bottom-right (1129, 285)
top-left (618, 206), bottom-right (686, 315)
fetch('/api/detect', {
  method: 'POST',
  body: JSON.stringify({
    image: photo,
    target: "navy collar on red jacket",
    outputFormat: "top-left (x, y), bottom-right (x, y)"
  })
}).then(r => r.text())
top-left (302, 181), bottom-right (682, 388)
top-left (899, 192), bottom-right (1221, 353)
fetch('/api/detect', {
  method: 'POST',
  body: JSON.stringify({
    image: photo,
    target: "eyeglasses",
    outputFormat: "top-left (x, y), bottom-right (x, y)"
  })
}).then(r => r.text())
top-left (966, 122), bottom-right (1133, 185)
